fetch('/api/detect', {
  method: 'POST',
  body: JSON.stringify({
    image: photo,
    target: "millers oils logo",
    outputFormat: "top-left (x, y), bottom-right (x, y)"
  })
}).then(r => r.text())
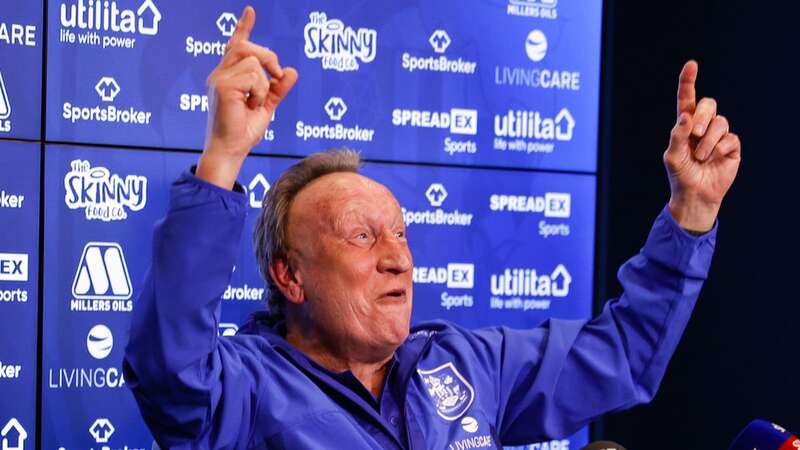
top-left (70, 242), bottom-right (133, 312)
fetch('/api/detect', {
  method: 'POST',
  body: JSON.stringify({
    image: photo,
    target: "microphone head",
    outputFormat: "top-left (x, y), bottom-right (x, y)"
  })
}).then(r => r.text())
top-left (581, 441), bottom-right (627, 450)
top-left (728, 419), bottom-right (799, 450)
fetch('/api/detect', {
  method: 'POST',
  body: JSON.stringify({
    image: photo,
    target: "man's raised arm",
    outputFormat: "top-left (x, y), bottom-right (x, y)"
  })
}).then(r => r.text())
top-left (123, 7), bottom-right (297, 448)
top-left (469, 61), bottom-right (742, 443)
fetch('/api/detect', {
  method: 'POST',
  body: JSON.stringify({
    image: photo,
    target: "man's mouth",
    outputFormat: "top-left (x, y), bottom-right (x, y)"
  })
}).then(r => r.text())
top-left (379, 288), bottom-right (407, 302)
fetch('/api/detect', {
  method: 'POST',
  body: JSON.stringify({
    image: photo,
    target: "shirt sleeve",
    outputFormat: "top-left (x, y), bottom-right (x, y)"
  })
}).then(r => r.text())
top-left (476, 205), bottom-right (717, 445)
top-left (122, 170), bottom-right (263, 449)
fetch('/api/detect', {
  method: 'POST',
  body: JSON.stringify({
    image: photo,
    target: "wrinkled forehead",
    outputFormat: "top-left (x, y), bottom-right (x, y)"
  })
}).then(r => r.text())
top-left (291, 172), bottom-right (403, 229)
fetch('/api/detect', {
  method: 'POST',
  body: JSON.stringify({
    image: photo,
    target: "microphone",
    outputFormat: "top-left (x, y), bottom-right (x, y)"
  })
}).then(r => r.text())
top-left (581, 442), bottom-right (627, 450)
top-left (728, 419), bottom-right (799, 450)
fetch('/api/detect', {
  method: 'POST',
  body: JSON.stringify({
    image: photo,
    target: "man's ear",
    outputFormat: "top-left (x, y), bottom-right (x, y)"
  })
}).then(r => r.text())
top-left (269, 258), bottom-right (304, 305)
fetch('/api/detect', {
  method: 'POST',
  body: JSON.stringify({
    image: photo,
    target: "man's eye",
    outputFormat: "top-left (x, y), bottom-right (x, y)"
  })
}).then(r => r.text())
top-left (395, 230), bottom-right (405, 239)
top-left (356, 232), bottom-right (369, 240)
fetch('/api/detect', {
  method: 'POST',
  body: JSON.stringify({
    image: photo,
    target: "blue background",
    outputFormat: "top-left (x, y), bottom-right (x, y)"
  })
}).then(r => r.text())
top-left (2, 0), bottom-right (603, 448)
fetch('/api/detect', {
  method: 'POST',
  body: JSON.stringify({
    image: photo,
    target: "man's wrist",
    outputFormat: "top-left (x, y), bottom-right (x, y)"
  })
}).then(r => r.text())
top-left (668, 196), bottom-right (719, 234)
top-left (196, 151), bottom-right (247, 191)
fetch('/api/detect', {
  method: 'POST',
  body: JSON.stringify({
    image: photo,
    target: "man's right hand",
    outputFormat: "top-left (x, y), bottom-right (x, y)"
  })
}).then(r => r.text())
top-left (197, 6), bottom-right (298, 189)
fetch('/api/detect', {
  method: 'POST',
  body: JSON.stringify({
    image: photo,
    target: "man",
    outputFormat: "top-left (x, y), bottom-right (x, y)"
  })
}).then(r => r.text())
top-left (123, 6), bottom-right (741, 450)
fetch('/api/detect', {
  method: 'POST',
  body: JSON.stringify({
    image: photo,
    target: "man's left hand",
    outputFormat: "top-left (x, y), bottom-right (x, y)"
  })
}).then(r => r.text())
top-left (664, 60), bottom-right (742, 233)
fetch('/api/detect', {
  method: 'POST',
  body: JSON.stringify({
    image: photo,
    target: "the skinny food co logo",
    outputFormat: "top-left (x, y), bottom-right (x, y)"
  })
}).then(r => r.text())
top-left (304, 11), bottom-right (377, 72)
top-left (64, 160), bottom-right (147, 221)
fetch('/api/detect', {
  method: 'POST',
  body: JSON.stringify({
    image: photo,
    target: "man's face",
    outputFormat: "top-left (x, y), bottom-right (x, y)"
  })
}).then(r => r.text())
top-left (285, 172), bottom-right (413, 361)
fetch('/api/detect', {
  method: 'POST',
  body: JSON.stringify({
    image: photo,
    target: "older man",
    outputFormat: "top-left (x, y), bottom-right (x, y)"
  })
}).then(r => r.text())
top-left (123, 6), bottom-right (740, 450)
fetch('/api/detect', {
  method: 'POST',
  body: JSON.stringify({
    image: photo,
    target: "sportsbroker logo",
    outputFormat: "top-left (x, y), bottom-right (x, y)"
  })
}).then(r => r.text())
top-left (401, 29), bottom-right (477, 75)
top-left (304, 11), bottom-right (377, 72)
top-left (186, 11), bottom-right (237, 58)
top-left (403, 183), bottom-right (473, 227)
top-left (70, 242), bottom-right (133, 312)
top-left (58, 0), bottom-right (162, 50)
top-left (89, 418), bottom-right (115, 443)
top-left (296, 96), bottom-right (375, 143)
top-left (0, 71), bottom-right (11, 133)
top-left (62, 76), bottom-right (152, 126)
top-left (64, 159), bottom-right (148, 221)
top-left (0, 419), bottom-right (27, 450)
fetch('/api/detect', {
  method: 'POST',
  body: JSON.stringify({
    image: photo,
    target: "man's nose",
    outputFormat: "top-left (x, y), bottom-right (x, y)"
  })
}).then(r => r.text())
top-left (377, 236), bottom-right (412, 274)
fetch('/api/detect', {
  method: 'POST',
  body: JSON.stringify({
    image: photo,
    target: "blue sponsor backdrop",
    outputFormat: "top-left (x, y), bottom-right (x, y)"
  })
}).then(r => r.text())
top-left (0, 141), bottom-right (40, 449)
top-left (3, 0), bottom-right (602, 448)
top-left (0, 0), bottom-right (43, 140)
top-left (45, 0), bottom-right (601, 171)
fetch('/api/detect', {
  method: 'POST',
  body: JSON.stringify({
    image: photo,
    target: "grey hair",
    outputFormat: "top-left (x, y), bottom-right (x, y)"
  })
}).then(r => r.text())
top-left (254, 148), bottom-right (362, 321)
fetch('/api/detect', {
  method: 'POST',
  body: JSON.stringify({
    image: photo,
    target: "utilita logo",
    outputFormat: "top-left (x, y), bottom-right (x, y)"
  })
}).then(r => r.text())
top-left (0, 418), bottom-right (27, 450)
top-left (247, 174), bottom-right (270, 209)
top-left (64, 159), bottom-right (147, 221)
top-left (304, 11), bottom-right (377, 72)
top-left (70, 242), bottom-right (133, 312)
top-left (490, 265), bottom-right (571, 311)
top-left (0, 71), bottom-right (11, 133)
top-left (493, 108), bottom-right (575, 155)
top-left (58, 0), bottom-right (162, 50)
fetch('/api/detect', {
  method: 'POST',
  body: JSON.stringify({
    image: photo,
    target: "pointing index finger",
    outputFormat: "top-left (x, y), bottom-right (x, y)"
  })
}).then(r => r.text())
top-left (228, 6), bottom-right (256, 47)
top-left (677, 60), bottom-right (698, 116)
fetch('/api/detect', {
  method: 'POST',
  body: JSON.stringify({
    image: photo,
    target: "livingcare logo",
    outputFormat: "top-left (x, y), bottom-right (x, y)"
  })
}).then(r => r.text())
top-left (64, 160), bottom-right (147, 221)
top-left (304, 11), bottom-right (377, 72)
top-left (58, 0), bottom-right (162, 49)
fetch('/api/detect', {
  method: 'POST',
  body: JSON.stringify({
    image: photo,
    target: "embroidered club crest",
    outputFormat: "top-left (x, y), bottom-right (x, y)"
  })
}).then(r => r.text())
top-left (417, 362), bottom-right (475, 421)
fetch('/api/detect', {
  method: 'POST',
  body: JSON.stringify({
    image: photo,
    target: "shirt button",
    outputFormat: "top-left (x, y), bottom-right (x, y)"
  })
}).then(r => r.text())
top-left (389, 416), bottom-right (399, 426)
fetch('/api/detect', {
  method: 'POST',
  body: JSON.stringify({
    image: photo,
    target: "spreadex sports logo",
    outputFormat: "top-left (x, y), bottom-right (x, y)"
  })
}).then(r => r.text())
top-left (490, 192), bottom-right (570, 216)
top-left (70, 242), bottom-right (133, 312)
top-left (489, 264), bottom-right (571, 311)
top-left (402, 183), bottom-right (473, 228)
top-left (185, 11), bottom-right (237, 58)
top-left (48, 324), bottom-right (126, 390)
top-left (392, 108), bottom-right (478, 156)
top-left (493, 108), bottom-right (574, 155)
top-left (304, 11), bottom-right (376, 72)
top-left (507, 0), bottom-right (558, 19)
top-left (490, 192), bottom-right (571, 238)
top-left (401, 29), bottom-right (477, 75)
top-left (413, 263), bottom-right (475, 310)
top-left (0, 253), bottom-right (28, 304)
top-left (58, 0), bottom-right (162, 50)
top-left (63, 76), bottom-right (153, 126)
top-left (179, 94), bottom-right (277, 142)
top-left (64, 159), bottom-right (147, 221)
top-left (0, 71), bottom-right (11, 133)
top-left (495, 29), bottom-right (581, 92)
top-left (296, 96), bottom-right (375, 143)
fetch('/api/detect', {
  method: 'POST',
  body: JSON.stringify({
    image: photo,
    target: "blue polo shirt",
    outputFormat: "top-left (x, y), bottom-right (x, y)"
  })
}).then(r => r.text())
top-left (123, 171), bottom-right (716, 449)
